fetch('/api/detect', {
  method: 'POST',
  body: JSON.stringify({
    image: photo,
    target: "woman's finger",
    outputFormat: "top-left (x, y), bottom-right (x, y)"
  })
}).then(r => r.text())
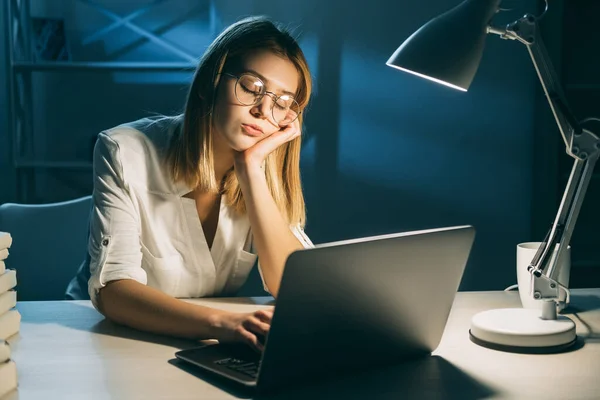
top-left (254, 309), bottom-right (273, 324)
top-left (239, 329), bottom-right (263, 352)
top-left (273, 124), bottom-right (298, 142)
top-left (276, 124), bottom-right (300, 145)
top-left (254, 127), bottom-right (293, 154)
top-left (243, 316), bottom-right (270, 337)
top-left (290, 120), bottom-right (302, 140)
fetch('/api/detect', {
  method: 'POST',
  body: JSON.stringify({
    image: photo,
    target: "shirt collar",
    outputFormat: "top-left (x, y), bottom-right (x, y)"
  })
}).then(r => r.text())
top-left (175, 179), bottom-right (192, 196)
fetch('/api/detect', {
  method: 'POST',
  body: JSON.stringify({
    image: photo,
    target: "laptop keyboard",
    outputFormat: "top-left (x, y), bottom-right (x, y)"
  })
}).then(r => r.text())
top-left (215, 357), bottom-right (261, 379)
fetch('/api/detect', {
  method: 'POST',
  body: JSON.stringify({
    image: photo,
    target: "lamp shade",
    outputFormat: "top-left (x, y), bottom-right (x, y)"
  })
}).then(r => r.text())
top-left (386, 0), bottom-right (501, 91)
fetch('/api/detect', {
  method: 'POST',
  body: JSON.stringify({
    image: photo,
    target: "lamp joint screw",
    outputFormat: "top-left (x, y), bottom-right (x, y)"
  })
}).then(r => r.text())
top-left (572, 147), bottom-right (580, 155)
top-left (534, 291), bottom-right (542, 299)
top-left (580, 152), bottom-right (588, 160)
top-left (550, 283), bottom-right (556, 289)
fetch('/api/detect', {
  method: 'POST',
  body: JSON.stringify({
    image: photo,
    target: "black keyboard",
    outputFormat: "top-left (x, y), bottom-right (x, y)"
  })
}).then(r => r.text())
top-left (215, 357), bottom-right (261, 379)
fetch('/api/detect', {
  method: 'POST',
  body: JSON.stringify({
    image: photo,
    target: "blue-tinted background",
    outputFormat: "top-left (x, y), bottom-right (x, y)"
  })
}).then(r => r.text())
top-left (0, 0), bottom-right (541, 293)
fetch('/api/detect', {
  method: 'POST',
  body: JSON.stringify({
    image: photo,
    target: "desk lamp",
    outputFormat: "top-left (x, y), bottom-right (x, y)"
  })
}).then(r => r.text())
top-left (387, 0), bottom-right (599, 353)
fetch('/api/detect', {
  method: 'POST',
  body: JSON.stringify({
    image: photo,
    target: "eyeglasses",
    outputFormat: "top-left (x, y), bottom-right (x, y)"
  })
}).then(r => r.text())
top-left (223, 72), bottom-right (301, 125)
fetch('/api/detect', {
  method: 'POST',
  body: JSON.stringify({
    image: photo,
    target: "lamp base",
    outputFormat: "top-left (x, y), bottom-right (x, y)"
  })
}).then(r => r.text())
top-left (469, 308), bottom-right (577, 354)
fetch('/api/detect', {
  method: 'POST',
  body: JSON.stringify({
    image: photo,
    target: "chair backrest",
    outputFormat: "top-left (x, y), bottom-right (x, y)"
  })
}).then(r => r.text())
top-left (0, 196), bottom-right (92, 301)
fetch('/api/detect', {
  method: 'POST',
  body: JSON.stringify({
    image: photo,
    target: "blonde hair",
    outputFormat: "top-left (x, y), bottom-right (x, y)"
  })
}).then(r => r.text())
top-left (167, 16), bottom-right (312, 227)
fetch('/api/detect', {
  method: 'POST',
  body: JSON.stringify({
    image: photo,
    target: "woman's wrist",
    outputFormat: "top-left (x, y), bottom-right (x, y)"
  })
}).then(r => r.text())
top-left (233, 150), bottom-right (264, 174)
top-left (205, 308), bottom-right (230, 340)
top-left (235, 161), bottom-right (265, 185)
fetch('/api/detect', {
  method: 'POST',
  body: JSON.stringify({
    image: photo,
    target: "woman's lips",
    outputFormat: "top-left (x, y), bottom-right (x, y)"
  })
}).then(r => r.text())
top-left (241, 124), bottom-right (264, 137)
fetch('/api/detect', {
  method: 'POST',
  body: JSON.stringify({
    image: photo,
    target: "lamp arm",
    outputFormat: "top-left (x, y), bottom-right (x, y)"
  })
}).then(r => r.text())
top-left (489, 14), bottom-right (600, 302)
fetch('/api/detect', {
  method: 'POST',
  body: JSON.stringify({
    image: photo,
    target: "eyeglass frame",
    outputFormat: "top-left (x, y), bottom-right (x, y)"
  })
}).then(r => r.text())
top-left (221, 72), bottom-right (302, 125)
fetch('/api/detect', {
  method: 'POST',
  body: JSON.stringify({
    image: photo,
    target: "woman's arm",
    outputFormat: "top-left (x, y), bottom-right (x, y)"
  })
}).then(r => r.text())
top-left (98, 279), bottom-right (223, 339)
top-left (99, 279), bottom-right (272, 350)
top-left (236, 165), bottom-right (304, 298)
top-left (234, 122), bottom-right (306, 297)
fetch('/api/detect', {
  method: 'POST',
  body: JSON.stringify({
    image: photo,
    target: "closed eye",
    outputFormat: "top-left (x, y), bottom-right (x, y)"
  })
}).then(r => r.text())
top-left (240, 84), bottom-right (261, 95)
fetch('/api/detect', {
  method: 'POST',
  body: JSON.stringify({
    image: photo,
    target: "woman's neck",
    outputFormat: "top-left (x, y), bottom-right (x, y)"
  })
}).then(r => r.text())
top-left (211, 132), bottom-right (235, 185)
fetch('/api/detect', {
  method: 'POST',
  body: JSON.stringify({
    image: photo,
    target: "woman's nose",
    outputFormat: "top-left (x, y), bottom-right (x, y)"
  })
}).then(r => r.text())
top-left (250, 95), bottom-right (273, 119)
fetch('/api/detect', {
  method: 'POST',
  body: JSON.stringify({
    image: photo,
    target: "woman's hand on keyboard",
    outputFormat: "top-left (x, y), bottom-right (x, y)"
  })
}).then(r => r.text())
top-left (211, 309), bottom-right (273, 352)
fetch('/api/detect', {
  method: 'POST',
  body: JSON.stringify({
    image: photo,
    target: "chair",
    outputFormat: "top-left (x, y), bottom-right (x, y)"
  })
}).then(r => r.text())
top-left (0, 196), bottom-right (92, 301)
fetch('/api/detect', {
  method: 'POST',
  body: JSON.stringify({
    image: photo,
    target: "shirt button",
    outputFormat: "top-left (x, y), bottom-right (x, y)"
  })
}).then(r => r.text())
top-left (102, 238), bottom-right (110, 246)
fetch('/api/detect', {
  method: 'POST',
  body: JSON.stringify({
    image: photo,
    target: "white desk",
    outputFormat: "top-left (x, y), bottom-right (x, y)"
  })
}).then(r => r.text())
top-left (6, 289), bottom-right (600, 400)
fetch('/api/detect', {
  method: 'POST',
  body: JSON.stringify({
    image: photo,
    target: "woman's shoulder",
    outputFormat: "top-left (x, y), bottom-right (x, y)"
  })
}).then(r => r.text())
top-left (101, 115), bottom-right (181, 153)
top-left (96, 115), bottom-right (183, 193)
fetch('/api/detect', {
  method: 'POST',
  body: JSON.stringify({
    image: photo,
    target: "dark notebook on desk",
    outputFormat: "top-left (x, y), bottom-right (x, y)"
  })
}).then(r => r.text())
top-left (175, 225), bottom-right (475, 392)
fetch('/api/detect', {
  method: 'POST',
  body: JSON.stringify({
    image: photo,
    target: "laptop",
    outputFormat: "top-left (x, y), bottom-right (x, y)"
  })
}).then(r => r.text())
top-left (175, 225), bottom-right (475, 392)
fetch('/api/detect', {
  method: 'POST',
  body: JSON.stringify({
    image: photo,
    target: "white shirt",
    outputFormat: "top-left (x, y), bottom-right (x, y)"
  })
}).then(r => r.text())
top-left (87, 116), bottom-right (313, 309)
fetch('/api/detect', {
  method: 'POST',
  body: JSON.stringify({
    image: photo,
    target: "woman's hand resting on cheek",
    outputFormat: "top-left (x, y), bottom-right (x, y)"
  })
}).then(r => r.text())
top-left (211, 309), bottom-right (273, 352)
top-left (233, 119), bottom-right (301, 175)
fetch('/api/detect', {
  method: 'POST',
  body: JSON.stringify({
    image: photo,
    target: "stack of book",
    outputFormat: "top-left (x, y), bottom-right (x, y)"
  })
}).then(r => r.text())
top-left (0, 340), bottom-right (17, 398)
top-left (0, 232), bottom-right (19, 397)
top-left (0, 232), bottom-right (20, 340)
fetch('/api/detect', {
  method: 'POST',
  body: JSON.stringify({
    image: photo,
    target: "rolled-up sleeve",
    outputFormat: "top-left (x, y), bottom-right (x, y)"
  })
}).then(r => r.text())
top-left (88, 132), bottom-right (146, 310)
top-left (289, 224), bottom-right (315, 249)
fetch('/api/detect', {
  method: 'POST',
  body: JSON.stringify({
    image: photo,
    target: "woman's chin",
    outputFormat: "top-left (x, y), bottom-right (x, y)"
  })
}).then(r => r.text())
top-left (230, 135), bottom-right (257, 152)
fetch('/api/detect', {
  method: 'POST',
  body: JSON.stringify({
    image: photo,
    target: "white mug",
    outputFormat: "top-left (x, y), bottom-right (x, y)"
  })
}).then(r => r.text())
top-left (516, 242), bottom-right (571, 312)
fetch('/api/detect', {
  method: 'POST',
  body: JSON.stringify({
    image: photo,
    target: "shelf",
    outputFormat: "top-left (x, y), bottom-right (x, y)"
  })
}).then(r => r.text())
top-left (12, 61), bottom-right (197, 72)
top-left (16, 161), bottom-right (93, 169)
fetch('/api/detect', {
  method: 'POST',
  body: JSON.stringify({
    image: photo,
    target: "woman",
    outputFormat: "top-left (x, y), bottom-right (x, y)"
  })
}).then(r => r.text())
top-left (66, 16), bottom-right (314, 352)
